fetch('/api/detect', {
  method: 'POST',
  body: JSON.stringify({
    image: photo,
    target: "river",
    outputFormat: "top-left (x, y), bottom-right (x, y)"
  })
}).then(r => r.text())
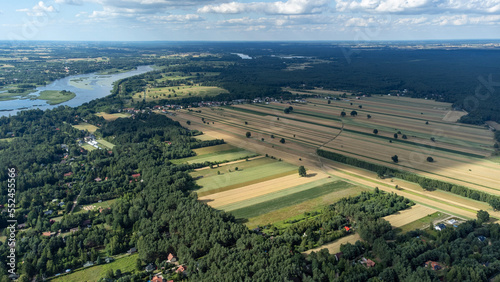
top-left (0, 65), bottom-right (154, 117)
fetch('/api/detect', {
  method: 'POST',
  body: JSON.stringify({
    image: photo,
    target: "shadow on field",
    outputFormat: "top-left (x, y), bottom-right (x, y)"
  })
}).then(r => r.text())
top-left (199, 199), bottom-right (214, 204)
top-left (305, 173), bottom-right (317, 178)
top-left (235, 218), bottom-right (248, 224)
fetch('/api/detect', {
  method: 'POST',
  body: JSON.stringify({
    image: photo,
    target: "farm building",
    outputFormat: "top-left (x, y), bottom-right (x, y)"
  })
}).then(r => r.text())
top-left (435, 223), bottom-right (446, 231)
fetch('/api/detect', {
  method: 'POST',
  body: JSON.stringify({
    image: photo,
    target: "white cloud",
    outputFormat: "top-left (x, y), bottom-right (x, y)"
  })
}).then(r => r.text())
top-left (138, 14), bottom-right (204, 23)
top-left (394, 16), bottom-right (428, 25)
top-left (335, 0), bottom-right (500, 14)
top-left (198, 0), bottom-right (329, 15)
top-left (17, 1), bottom-right (57, 16)
top-left (433, 14), bottom-right (500, 25)
top-left (55, 0), bottom-right (83, 5)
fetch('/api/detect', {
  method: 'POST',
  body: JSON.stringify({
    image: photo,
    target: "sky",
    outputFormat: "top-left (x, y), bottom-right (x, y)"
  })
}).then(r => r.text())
top-left (1, 0), bottom-right (500, 41)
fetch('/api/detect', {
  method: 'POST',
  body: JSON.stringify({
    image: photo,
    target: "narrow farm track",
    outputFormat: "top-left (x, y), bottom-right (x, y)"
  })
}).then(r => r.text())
top-left (167, 110), bottom-right (500, 220)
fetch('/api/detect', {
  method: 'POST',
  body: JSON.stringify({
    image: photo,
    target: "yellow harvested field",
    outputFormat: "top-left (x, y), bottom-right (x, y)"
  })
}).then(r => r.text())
top-left (199, 171), bottom-right (327, 208)
top-left (96, 112), bottom-right (131, 121)
top-left (442, 110), bottom-right (468, 122)
top-left (383, 205), bottom-right (437, 228)
top-left (303, 233), bottom-right (361, 255)
top-left (73, 123), bottom-right (99, 133)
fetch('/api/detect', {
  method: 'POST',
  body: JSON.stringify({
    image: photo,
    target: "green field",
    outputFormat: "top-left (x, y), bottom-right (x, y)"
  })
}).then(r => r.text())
top-left (246, 186), bottom-right (369, 228)
top-left (229, 181), bottom-right (356, 219)
top-left (37, 90), bottom-right (76, 105)
top-left (81, 144), bottom-right (97, 151)
top-left (191, 157), bottom-right (272, 179)
top-left (0, 137), bottom-right (17, 142)
top-left (219, 178), bottom-right (339, 211)
top-left (73, 123), bottom-right (99, 133)
top-left (172, 147), bottom-right (258, 164)
top-left (51, 254), bottom-right (138, 281)
top-left (192, 143), bottom-right (236, 155)
top-left (136, 84), bottom-right (228, 102)
top-left (97, 139), bottom-right (115, 149)
top-left (196, 161), bottom-right (297, 193)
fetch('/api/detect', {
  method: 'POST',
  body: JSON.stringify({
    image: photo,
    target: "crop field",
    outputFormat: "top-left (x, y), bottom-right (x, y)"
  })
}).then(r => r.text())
top-left (97, 139), bottom-right (115, 149)
top-left (195, 160), bottom-right (298, 195)
top-left (167, 94), bottom-right (500, 223)
top-left (72, 123), bottom-right (99, 133)
top-left (133, 84), bottom-right (227, 102)
top-left (383, 204), bottom-right (437, 228)
top-left (186, 139), bottom-right (371, 227)
top-left (395, 212), bottom-right (450, 233)
top-left (199, 171), bottom-right (328, 207)
top-left (172, 95), bottom-right (500, 195)
top-left (192, 143), bottom-right (237, 155)
top-left (304, 233), bottom-right (361, 255)
top-left (81, 144), bottom-right (97, 151)
top-left (246, 185), bottom-right (368, 228)
top-left (173, 147), bottom-right (258, 164)
top-left (51, 254), bottom-right (138, 282)
top-left (228, 180), bottom-right (356, 219)
top-left (96, 112), bottom-right (131, 121)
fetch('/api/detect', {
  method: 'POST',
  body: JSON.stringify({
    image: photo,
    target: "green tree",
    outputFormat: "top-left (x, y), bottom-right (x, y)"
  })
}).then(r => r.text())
top-left (391, 155), bottom-right (399, 163)
top-left (135, 258), bottom-right (142, 271)
top-left (350, 110), bottom-right (358, 117)
top-left (298, 166), bottom-right (306, 177)
top-left (373, 129), bottom-right (378, 134)
top-left (186, 120), bottom-right (191, 125)
top-left (367, 114), bottom-right (371, 119)
top-left (477, 210), bottom-right (490, 223)
top-left (427, 156), bottom-right (434, 162)
top-left (341, 111), bottom-right (346, 117)
top-left (280, 138), bottom-right (285, 144)
top-left (393, 133), bottom-right (398, 139)
top-left (246, 132), bottom-right (251, 138)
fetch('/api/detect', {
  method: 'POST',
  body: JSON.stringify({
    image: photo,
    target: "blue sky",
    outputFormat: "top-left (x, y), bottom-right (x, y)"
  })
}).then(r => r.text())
top-left (1, 0), bottom-right (500, 41)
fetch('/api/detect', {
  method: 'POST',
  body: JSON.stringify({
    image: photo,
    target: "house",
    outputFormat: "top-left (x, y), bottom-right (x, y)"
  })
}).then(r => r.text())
top-left (65, 269), bottom-right (71, 273)
top-left (344, 226), bottom-right (350, 232)
top-left (58, 202), bottom-right (65, 207)
top-left (42, 231), bottom-right (53, 237)
top-left (127, 247), bottom-right (137, 254)
top-left (18, 223), bottom-right (26, 229)
top-left (70, 227), bottom-right (79, 233)
top-left (435, 224), bottom-right (446, 231)
top-left (167, 253), bottom-right (177, 262)
top-left (145, 263), bottom-right (156, 272)
top-left (64, 172), bottom-right (73, 177)
top-left (361, 257), bottom-right (376, 268)
top-left (95, 177), bottom-right (102, 182)
top-left (176, 265), bottom-right (186, 273)
top-left (105, 257), bottom-right (114, 263)
top-left (448, 219), bottom-right (457, 224)
top-left (478, 235), bottom-right (486, 242)
top-left (83, 261), bottom-right (94, 268)
top-left (425, 261), bottom-right (441, 270)
top-left (151, 275), bottom-right (164, 282)
top-left (44, 210), bottom-right (53, 216)
top-left (131, 173), bottom-right (141, 178)
top-left (365, 259), bottom-right (376, 268)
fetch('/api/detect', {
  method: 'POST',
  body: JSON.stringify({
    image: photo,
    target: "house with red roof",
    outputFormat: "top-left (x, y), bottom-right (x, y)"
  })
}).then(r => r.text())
top-left (425, 261), bottom-right (442, 270)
